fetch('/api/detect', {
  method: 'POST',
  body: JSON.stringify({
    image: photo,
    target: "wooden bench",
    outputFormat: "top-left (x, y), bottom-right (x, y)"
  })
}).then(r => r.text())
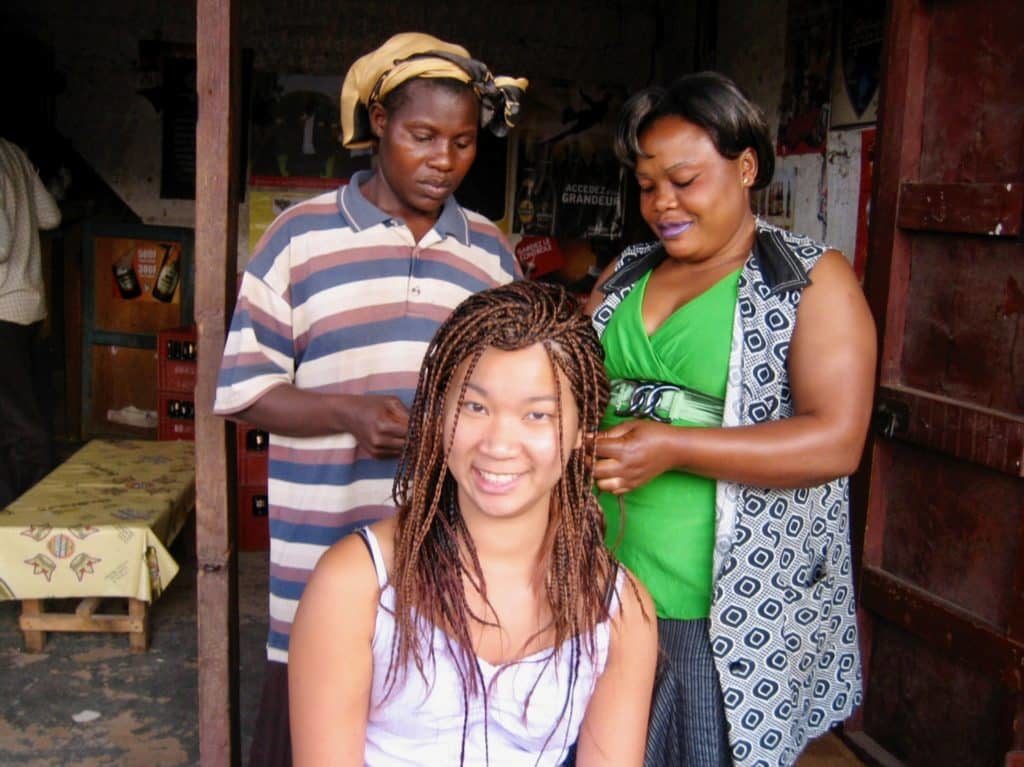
top-left (20, 596), bottom-right (151, 652)
top-left (0, 439), bottom-right (195, 652)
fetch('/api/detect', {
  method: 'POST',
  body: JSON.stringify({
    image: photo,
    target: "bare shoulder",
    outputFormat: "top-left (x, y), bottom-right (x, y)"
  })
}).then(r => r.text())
top-left (305, 528), bottom-right (380, 602)
top-left (797, 249), bottom-right (875, 332)
top-left (804, 249), bottom-right (866, 299)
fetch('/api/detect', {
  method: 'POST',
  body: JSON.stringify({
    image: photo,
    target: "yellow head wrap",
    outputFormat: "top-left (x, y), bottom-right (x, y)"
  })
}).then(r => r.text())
top-left (340, 32), bottom-right (529, 150)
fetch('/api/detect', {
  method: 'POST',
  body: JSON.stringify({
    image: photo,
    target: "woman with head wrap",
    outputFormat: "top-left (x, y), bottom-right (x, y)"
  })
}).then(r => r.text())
top-left (339, 32), bottom-right (527, 242)
top-left (290, 281), bottom-right (657, 767)
top-left (213, 33), bottom-right (527, 767)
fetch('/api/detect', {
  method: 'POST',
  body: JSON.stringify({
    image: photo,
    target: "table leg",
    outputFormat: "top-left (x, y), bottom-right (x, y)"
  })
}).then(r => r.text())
top-left (20, 599), bottom-right (46, 652)
top-left (128, 598), bottom-right (149, 652)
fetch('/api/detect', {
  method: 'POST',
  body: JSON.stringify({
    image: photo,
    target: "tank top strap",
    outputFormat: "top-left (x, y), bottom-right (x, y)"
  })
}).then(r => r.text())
top-left (606, 565), bottom-right (627, 618)
top-left (356, 527), bottom-right (389, 588)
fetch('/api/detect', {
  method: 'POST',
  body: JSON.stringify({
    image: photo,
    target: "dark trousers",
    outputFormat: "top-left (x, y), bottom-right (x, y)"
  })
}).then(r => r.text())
top-left (0, 320), bottom-right (52, 508)
top-left (249, 660), bottom-right (292, 767)
top-left (645, 618), bottom-right (733, 767)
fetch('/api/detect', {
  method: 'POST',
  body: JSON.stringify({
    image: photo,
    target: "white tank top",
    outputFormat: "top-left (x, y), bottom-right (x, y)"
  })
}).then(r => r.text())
top-left (359, 527), bottom-right (620, 767)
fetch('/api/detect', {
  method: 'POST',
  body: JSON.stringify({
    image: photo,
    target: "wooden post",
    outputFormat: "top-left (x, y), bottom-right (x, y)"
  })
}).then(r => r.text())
top-left (20, 599), bottom-right (46, 652)
top-left (195, 0), bottom-right (241, 765)
top-left (128, 598), bottom-right (149, 653)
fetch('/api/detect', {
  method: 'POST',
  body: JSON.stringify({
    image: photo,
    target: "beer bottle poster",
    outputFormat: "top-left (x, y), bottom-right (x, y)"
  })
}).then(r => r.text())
top-left (101, 237), bottom-right (182, 305)
top-left (510, 80), bottom-right (628, 240)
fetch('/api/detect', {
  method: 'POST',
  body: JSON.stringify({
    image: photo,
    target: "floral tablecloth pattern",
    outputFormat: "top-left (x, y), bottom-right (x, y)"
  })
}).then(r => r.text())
top-left (0, 439), bottom-right (194, 602)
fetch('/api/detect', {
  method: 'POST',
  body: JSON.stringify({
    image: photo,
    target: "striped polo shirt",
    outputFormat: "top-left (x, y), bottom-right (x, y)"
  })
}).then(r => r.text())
top-left (214, 171), bottom-right (520, 662)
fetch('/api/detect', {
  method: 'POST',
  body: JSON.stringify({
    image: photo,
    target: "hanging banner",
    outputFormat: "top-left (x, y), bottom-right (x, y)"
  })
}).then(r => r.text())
top-left (510, 80), bottom-right (628, 240)
top-left (830, 0), bottom-right (883, 129)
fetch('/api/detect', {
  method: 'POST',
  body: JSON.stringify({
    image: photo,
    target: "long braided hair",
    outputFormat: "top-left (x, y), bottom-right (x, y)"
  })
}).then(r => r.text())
top-left (388, 281), bottom-right (618, 760)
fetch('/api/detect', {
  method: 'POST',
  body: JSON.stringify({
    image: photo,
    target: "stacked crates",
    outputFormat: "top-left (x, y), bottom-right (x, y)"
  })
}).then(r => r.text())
top-left (157, 325), bottom-right (269, 550)
top-left (236, 424), bottom-right (269, 551)
top-left (157, 326), bottom-right (197, 441)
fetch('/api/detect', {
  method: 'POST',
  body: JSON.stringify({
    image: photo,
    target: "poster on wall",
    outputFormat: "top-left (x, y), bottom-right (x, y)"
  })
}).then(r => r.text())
top-left (830, 0), bottom-right (884, 129)
top-left (510, 80), bottom-right (628, 240)
top-left (249, 73), bottom-right (371, 187)
top-left (776, 0), bottom-right (836, 156)
top-left (752, 165), bottom-right (797, 231)
top-left (104, 238), bottom-right (183, 305)
top-left (248, 187), bottom-right (323, 254)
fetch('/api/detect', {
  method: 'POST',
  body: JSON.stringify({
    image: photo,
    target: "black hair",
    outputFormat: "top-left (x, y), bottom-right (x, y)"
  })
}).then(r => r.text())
top-left (380, 76), bottom-right (478, 116)
top-left (615, 71), bottom-right (775, 189)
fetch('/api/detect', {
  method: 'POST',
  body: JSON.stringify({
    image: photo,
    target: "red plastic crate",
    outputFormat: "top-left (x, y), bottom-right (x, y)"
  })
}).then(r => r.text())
top-left (157, 390), bottom-right (195, 441)
top-left (236, 423), bottom-right (269, 485)
top-left (157, 326), bottom-right (197, 393)
top-left (238, 482), bottom-right (269, 551)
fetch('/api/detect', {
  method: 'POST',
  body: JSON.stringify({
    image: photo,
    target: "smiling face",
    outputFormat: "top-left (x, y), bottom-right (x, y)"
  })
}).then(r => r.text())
top-left (443, 343), bottom-right (581, 528)
top-left (367, 79), bottom-right (479, 236)
top-left (635, 115), bottom-right (757, 263)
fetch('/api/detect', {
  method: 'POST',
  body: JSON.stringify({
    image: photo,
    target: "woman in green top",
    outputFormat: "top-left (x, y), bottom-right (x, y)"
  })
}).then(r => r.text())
top-left (584, 73), bottom-right (876, 767)
top-left (599, 265), bottom-right (739, 620)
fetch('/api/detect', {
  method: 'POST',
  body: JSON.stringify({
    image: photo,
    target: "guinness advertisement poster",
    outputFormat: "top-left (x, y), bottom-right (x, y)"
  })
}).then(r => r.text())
top-left (510, 80), bottom-right (628, 240)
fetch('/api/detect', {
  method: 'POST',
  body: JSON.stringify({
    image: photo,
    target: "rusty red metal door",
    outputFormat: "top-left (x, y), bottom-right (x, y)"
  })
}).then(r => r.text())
top-left (849, 1), bottom-right (1024, 765)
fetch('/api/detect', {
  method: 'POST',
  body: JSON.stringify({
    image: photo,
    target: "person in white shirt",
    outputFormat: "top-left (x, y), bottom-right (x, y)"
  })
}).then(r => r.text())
top-left (0, 137), bottom-right (61, 507)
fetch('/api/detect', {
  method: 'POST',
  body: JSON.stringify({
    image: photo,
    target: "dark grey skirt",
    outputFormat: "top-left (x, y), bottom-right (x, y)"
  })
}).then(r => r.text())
top-left (645, 618), bottom-right (733, 767)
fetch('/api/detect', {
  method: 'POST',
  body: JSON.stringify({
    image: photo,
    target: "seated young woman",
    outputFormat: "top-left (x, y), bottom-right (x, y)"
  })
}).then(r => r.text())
top-left (289, 281), bottom-right (658, 767)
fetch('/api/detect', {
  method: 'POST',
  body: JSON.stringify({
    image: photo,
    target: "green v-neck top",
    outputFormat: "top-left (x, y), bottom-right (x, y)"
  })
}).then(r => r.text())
top-left (598, 267), bottom-right (740, 619)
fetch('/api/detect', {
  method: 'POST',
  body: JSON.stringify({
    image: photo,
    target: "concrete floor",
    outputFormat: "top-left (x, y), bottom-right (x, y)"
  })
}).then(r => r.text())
top-left (0, 543), bottom-right (865, 766)
top-left (0, 541), bottom-right (267, 767)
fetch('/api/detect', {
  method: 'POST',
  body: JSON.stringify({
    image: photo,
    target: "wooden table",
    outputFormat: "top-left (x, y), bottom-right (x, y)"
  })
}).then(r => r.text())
top-left (0, 439), bottom-right (195, 651)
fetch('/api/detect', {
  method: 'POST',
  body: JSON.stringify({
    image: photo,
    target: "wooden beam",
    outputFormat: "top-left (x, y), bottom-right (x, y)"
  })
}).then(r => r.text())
top-left (863, 0), bottom-right (931, 387)
top-left (860, 566), bottom-right (1024, 691)
top-left (195, 0), bottom-right (240, 765)
top-left (20, 610), bottom-right (143, 633)
top-left (20, 599), bottom-right (46, 652)
top-left (898, 182), bottom-right (1023, 236)
top-left (853, 0), bottom-right (931, 735)
top-left (875, 384), bottom-right (1024, 476)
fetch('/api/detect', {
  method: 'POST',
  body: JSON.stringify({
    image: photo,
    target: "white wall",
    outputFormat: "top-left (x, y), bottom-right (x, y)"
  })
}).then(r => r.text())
top-left (716, 0), bottom-right (870, 261)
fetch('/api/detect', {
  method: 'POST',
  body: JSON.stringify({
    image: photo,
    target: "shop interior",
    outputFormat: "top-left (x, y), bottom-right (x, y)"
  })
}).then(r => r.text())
top-left (1, 0), bottom-right (1021, 765)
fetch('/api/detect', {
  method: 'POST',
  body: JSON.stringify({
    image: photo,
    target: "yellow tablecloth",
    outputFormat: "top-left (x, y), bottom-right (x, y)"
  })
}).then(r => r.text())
top-left (0, 439), bottom-right (195, 603)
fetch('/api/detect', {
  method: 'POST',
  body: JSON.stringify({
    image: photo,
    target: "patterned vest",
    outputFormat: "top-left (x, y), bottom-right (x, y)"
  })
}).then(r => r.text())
top-left (593, 221), bottom-right (862, 767)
